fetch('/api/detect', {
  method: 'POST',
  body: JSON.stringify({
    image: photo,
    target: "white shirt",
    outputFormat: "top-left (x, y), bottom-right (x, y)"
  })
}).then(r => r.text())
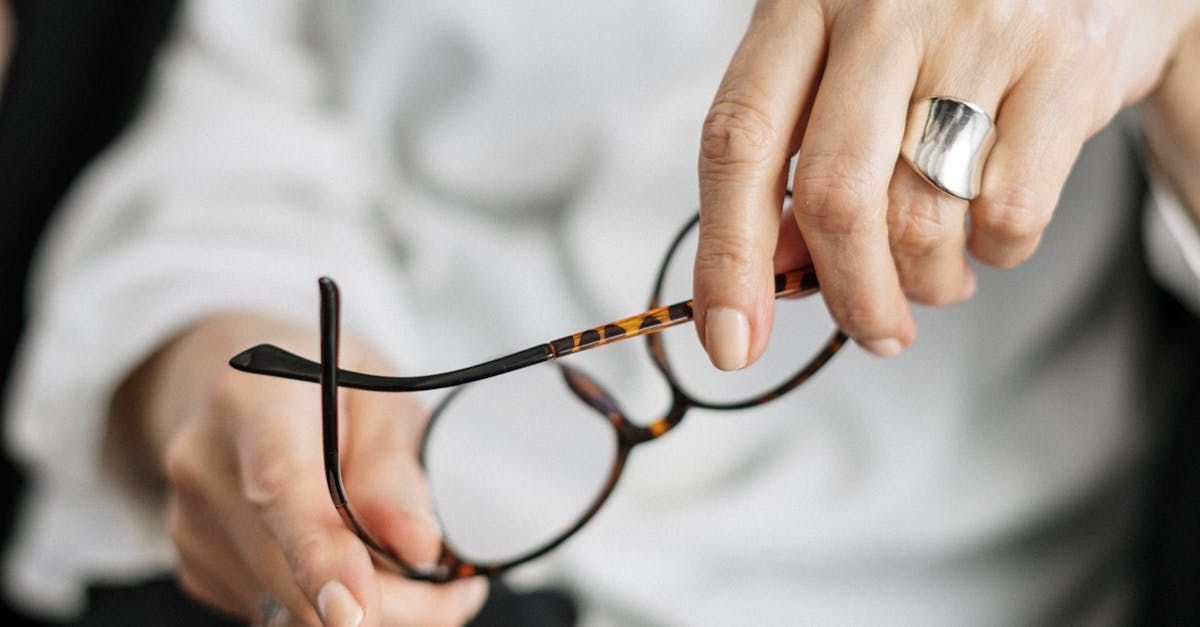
top-left (5, 1), bottom-right (1200, 624)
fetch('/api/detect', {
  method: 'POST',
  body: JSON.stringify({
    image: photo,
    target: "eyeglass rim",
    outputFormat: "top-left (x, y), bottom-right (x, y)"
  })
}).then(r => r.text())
top-left (406, 210), bottom-right (845, 581)
top-left (230, 209), bottom-right (846, 583)
top-left (645, 211), bottom-right (846, 411)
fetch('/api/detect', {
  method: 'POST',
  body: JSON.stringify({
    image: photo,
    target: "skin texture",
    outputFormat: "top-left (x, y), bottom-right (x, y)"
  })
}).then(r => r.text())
top-left (694, 0), bottom-right (1200, 366)
top-left (1145, 21), bottom-right (1200, 219)
top-left (110, 313), bottom-right (487, 626)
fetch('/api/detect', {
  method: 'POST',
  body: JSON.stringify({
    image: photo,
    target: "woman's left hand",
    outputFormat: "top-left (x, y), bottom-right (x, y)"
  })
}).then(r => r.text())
top-left (693, 0), bottom-right (1200, 368)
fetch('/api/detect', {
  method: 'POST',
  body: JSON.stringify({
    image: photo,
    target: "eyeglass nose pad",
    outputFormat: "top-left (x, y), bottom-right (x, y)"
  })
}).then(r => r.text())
top-left (558, 364), bottom-right (627, 424)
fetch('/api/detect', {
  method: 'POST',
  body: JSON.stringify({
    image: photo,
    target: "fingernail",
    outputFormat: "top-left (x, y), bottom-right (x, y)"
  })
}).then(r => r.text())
top-left (860, 338), bottom-right (903, 358)
top-left (705, 307), bottom-right (749, 371)
top-left (317, 580), bottom-right (363, 627)
top-left (964, 271), bottom-right (977, 298)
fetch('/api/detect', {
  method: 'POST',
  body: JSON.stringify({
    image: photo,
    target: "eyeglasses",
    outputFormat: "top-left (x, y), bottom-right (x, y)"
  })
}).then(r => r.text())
top-left (230, 211), bottom-right (846, 583)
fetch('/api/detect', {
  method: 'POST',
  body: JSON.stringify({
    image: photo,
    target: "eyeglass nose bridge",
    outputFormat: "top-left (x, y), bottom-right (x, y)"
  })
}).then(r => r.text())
top-left (558, 364), bottom-right (688, 446)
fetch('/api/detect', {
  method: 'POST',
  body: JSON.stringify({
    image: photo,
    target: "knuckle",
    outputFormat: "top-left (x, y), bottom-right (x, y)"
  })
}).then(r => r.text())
top-left (793, 150), bottom-right (882, 236)
top-left (162, 430), bottom-right (203, 495)
top-left (1036, 28), bottom-right (1087, 68)
top-left (890, 198), bottom-right (958, 257)
top-left (1063, 2), bottom-right (1119, 55)
top-left (970, 236), bottom-right (1039, 269)
top-left (283, 530), bottom-right (327, 582)
top-left (700, 94), bottom-right (779, 174)
top-left (973, 183), bottom-right (1051, 244)
top-left (905, 282), bottom-right (966, 308)
top-left (240, 452), bottom-right (297, 507)
top-left (833, 298), bottom-right (895, 338)
top-left (855, 0), bottom-right (904, 37)
top-left (753, 0), bottom-right (823, 24)
top-left (969, 0), bottom-right (1008, 28)
top-left (695, 232), bottom-right (757, 278)
top-left (842, 0), bottom-right (920, 49)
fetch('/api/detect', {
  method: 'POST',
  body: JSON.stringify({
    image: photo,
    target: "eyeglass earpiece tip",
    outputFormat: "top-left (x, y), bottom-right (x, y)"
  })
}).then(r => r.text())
top-left (229, 348), bottom-right (255, 370)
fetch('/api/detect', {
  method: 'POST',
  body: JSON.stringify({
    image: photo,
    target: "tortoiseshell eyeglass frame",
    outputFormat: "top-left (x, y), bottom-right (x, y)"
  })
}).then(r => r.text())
top-left (229, 211), bottom-right (848, 583)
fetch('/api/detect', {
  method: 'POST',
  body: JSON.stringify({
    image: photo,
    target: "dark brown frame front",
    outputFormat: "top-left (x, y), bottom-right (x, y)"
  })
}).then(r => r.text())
top-left (230, 212), bottom-right (847, 583)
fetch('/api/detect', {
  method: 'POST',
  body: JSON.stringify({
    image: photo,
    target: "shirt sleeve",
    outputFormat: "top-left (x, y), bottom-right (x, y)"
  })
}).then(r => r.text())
top-left (2, 0), bottom-right (416, 613)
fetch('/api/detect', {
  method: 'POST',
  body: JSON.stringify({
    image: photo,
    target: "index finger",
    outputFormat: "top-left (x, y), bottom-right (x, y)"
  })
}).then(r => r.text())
top-left (695, 1), bottom-right (827, 370)
top-left (341, 389), bottom-right (442, 568)
top-left (790, 8), bottom-right (918, 356)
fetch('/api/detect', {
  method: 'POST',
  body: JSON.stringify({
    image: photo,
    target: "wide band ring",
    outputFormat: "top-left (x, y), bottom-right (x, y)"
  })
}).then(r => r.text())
top-left (900, 96), bottom-right (996, 200)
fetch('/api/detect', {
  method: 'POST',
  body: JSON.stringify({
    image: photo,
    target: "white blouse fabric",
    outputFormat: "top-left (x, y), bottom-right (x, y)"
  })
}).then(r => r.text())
top-left (4, 1), bottom-right (1199, 624)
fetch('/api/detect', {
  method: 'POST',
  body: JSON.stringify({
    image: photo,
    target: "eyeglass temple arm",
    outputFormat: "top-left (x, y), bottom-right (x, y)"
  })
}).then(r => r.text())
top-left (228, 268), bottom-right (818, 392)
top-left (543, 266), bottom-right (818, 359)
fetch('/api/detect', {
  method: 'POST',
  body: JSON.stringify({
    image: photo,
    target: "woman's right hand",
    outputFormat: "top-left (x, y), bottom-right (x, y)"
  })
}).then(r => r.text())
top-left (693, 0), bottom-right (1200, 367)
top-left (111, 312), bottom-right (487, 626)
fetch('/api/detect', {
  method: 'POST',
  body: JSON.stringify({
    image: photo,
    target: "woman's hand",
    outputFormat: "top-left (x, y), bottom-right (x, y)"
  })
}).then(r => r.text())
top-left (694, 0), bottom-right (1200, 367)
top-left (110, 312), bottom-right (487, 626)
top-left (1145, 19), bottom-right (1200, 217)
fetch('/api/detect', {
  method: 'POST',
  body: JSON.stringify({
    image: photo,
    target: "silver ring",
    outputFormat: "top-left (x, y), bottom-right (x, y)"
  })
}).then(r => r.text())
top-left (900, 96), bottom-right (996, 200)
top-left (256, 596), bottom-right (289, 627)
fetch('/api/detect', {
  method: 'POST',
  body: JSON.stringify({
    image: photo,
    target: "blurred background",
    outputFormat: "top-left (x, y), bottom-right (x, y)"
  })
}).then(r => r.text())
top-left (0, 2), bottom-right (197, 624)
top-left (0, 2), bottom-right (1196, 625)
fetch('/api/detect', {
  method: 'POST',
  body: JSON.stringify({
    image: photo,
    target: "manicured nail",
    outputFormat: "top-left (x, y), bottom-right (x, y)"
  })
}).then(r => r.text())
top-left (705, 307), bottom-right (750, 370)
top-left (860, 338), bottom-right (903, 358)
top-left (317, 580), bottom-right (363, 627)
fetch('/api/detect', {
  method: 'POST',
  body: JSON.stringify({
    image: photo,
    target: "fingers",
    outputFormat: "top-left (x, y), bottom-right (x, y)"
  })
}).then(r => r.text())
top-left (378, 574), bottom-right (489, 626)
top-left (887, 164), bottom-right (975, 305)
top-left (695, 1), bottom-right (828, 370)
top-left (164, 415), bottom-right (317, 624)
top-left (887, 56), bottom-right (1008, 306)
top-left (234, 388), bottom-right (382, 627)
top-left (790, 7), bottom-right (919, 356)
top-left (168, 495), bottom-right (259, 620)
top-left (968, 70), bottom-right (1087, 268)
top-left (252, 457), bottom-right (380, 627)
top-left (772, 207), bottom-right (812, 275)
top-left (159, 320), bottom-right (467, 627)
top-left (341, 390), bottom-right (442, 568)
